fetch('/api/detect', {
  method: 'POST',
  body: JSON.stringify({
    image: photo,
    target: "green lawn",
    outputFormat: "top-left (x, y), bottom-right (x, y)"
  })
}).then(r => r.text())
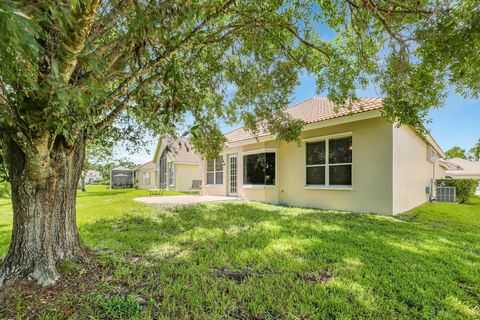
top-left (0, 186), bottom-right (479, 319)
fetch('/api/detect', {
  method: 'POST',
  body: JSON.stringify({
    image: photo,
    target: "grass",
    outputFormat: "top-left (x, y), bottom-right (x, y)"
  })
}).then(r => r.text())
top-left (0, 186), bottom-right (479, 319)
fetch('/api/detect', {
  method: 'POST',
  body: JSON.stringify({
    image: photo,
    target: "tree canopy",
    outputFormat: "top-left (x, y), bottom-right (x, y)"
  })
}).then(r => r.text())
top-left (1, 1), bottom-right (479, 158)
top-left (444, 146), bottom-right (468, 160)
top-left (1, 0), bottom-right (480, 287)
top-left (469, 139), bottom-right (480, 161)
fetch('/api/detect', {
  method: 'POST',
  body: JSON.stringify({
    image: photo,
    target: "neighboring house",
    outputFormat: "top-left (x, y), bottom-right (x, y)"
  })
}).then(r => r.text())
top-left (442, 157), bottom-right (480, 196)
top-left (152, 136), bottom-right (202, 192)
top-left (443, 157), bottom-right (480, 179)
top-left (201, 97), bottom-right (445, 215)
top-left (133, 161), bottom-right (156, 190)
top-left (85, 170), bottom-right (102, 184)
top-left (110, 166), bottom-right (134, 188)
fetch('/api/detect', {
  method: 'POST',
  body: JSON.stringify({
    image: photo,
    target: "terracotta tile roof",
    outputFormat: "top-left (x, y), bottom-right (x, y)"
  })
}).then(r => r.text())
top-left (225, 97), bottom-right (384, 143)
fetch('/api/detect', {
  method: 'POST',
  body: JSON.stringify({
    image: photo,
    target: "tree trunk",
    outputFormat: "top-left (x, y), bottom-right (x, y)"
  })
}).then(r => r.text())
top-left (0, 135), bottom-right (86, 287)
top-left (80, 171), bottom-right (87, 192)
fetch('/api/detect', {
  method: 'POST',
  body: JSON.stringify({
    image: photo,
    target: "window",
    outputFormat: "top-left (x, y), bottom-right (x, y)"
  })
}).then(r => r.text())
top-left (168, 163), bottom-right (175, 185)
top-left (243, 152), bottom-right (276, 185)
top-left (159, 149), bottom-right (168, 189)
top-left (143, 172), bottom-right (151, 185)
top-left (428, 146), bottom-right (437, 163)
top-left (207, 156), bottom-right (223, 184)
top-left (306, 136), bottom-right (352, 186)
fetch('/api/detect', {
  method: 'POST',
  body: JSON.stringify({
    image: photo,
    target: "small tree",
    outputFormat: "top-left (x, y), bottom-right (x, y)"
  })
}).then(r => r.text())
top-left (445, 146), bottom-right (468, 160)
top-left (469, 139), bottom-right (480, 161)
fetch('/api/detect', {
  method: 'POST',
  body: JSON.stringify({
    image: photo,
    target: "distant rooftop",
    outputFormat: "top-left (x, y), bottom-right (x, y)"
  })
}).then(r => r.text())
top-left (155, 136), bottom-right (201, 164)
top-left (111, 166), bottom-right (132, 171)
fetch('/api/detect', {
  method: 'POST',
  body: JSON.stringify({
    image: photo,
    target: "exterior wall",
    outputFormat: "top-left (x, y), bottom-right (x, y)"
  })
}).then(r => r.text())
top-left (392, 126), bottom-right (445, 214)
top-left (201, 140), bottom-right (280, 202)
top-left (173, 163), bottom-right (202, 192)
top-left (278, 117), bottom-right (393, 214)
top-left (135, 167), bottom-right (156, 190)
top-left (202, 117), bottom-right (395, 214)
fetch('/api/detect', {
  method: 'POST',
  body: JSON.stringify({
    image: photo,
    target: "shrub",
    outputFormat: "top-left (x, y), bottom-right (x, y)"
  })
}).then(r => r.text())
top-left (436, 179), bottom-right (479, 203)
top-left (97, 294), bottom-right (141, 319)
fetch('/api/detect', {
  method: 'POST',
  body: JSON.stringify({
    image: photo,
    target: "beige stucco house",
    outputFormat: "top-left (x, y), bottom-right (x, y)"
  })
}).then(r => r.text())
top-left (133, 161), bottom-right (156, 190)
top-left (152, 136), bottom-right (202, 192)
top-left (443, 158), bottom-right (480, 179)
top-left (201, 97), bottom-right (445, 215)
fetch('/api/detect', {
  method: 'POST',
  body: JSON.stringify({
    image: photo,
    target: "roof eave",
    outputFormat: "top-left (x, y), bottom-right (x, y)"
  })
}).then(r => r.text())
top-left (226, 109), bottom-right (383, 147)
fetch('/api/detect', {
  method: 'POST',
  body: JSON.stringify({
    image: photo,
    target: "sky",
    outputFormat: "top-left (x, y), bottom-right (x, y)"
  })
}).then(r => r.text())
top-left (115, 73), bottom-right (480, 165)
top-left (113, 7), bottom-right (480, 165)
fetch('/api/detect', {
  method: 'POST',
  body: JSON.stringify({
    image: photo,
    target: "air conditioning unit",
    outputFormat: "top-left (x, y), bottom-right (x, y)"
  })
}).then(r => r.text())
top-left (436, 186), bottom-right (456, 202)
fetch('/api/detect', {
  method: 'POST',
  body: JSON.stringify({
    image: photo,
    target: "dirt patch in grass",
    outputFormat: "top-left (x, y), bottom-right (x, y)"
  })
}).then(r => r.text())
top-left (0, 259), bottom-right (105, 319)
top-left (211, 268), bottom-right (335, 285)
top-left (299, 270), bottom-right (334, 284)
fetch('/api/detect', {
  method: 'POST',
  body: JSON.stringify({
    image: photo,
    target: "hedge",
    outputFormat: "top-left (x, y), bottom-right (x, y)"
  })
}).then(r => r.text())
top-left (436, 179), bottom-right (479, 203)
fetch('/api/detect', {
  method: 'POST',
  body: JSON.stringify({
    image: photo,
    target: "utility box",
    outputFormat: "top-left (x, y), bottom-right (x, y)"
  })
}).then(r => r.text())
top-left (436, 186), bottom-right (456, 202)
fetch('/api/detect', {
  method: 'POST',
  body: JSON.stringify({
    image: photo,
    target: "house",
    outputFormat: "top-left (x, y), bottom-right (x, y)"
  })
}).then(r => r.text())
top-left (110, 166), bottom-right (134, 188)
top-left (152, 136), bottom-right (202, 192)
top-left (85, 170), bottom-right (102, 184)
top-left (201, 97), bottom-right (445, 215)
top-left (443, 158), bottom-right (480, 179)
top-left (442, 157), bottom-right (480, 195)
top-left (133, 161), bottom-right (156, 190)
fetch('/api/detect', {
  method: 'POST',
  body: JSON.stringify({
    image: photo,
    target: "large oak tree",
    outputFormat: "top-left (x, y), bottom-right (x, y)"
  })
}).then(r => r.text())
top-left (0, 0), bottom-right (479, 286)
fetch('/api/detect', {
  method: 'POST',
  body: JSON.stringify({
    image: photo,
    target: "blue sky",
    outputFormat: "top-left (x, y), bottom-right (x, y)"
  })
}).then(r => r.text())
top-left (116, 9), bottom-right (479, 164)
top-left (117, 74), bottom-right (480, 164)
top-left (115, 13), bottom-right (479, 164)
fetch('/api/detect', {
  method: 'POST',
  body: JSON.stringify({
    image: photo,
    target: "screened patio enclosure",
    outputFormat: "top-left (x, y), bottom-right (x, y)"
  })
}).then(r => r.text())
top-left (110, 166), bottom-right (134, 188)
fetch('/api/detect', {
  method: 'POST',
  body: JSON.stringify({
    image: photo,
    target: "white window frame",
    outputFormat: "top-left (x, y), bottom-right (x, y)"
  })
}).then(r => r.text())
top-left (206, 156), bottom-right (223, 185)
top-left (303, 132), bottom-right (353, 190)
top-left (242, 148), bottom-right (278, 188)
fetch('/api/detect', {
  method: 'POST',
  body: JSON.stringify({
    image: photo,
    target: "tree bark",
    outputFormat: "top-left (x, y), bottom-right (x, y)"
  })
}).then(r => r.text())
top-left (80, 171), bottom-right (87, 192)
top-left (0, 135), bottom-right (86, 287)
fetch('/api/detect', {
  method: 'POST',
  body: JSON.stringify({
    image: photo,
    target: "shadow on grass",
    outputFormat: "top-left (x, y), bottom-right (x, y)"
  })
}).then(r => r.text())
top-left (77, 190), bottom-right (129, 198)
top-left (75, 201), bottom-right (480, 319)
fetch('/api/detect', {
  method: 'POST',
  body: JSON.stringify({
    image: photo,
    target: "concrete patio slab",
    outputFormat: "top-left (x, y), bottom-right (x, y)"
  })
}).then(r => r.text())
top-left (134, 195), bottom-right (243, 207)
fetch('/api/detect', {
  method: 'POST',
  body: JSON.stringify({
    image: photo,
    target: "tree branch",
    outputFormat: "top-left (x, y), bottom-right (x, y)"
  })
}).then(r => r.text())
top-left (230, 9), bottom-right (333, 60)
top-left (90, 0), bottom-right (238, 136)
top-left (57, 0), bottom-right (102, 82)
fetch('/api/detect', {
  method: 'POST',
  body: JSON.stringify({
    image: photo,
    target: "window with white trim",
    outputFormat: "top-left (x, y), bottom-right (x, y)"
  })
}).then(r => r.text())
top-left (207, 156), bottom-right (223, 184)
top-left (243, 152), bottom-right (276, 185)
top-left (306, 136), bottom-right (352, 186)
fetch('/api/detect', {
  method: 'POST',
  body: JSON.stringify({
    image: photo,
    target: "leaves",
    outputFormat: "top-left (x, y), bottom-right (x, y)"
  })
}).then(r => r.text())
top-left (0, 0), bottom-right (479, 158)
top-left (444, 146), bottom-right (468, 160)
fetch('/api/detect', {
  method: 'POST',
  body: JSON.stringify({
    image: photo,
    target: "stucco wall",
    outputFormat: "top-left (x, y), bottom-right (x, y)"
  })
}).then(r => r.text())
top-left (277, 117), bottom-right (393, 214)
top-left (174, 163), bottom-right (202, 192)
top-left (392, 126), bottom-right (444, 214)
top-left (136, 168), bottom-right (156, 190)
top-left (203, 117), bottom-right (395, 214)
